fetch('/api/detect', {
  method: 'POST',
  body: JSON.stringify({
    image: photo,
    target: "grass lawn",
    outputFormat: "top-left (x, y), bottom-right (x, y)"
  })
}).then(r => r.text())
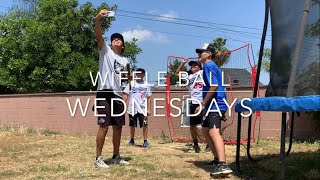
top-left (0, 126), bottom-right (319, 180)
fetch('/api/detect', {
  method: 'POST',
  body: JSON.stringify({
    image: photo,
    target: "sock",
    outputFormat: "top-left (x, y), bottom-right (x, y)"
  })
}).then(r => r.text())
top-left (144, 140), bottom-right (147, 143)
top-left (112, 154), bottom-right (118, 159)
top-left (193, 140), bottom-right (198, 147)
top-left (212, 158), bottom-right (219, 165)
top-left (131, 138), bottom-right (134, 141)
top-left (218, 161), bottom-right (226, 164)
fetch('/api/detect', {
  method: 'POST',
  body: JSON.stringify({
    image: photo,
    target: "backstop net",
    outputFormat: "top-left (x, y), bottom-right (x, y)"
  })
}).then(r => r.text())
top-left (165, 44), bottom-right (261, 144)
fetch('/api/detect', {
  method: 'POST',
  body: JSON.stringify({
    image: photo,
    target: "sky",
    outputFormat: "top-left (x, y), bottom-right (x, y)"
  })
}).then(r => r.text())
top-left (0, 0), bottom-right (272, 84)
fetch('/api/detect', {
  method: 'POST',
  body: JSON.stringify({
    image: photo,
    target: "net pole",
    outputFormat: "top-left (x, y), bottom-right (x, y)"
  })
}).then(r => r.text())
top-left (166, 57), bottom-right (173, 140)
top-left (286, 0), bottom-right (311, 97)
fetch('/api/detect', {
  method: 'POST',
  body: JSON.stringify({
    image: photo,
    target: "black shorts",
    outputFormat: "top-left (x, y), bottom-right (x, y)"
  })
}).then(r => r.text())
top-left (189, 103), bottom-right (203, 125)
top-left (202, 111), bottom-right (226, 129)
top-left (94, 90), bottom-right (125, 127)
top-left (129, 113), bottom-right (148, 128)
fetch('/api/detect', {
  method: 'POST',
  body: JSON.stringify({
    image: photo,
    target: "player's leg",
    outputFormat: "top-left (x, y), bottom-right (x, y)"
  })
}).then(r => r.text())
top-left (140, 114), bottom-right (149, 148)
top-left (110, 95), bottom-right (129, 165)
top-left (94, 91), bottom-right (112, 168)
top-left (206, 112), bottom-right (232, 177)
top-left (128, 114), bottom-right (136, 145)
top-left (190, 104), bottom-right (201, 153)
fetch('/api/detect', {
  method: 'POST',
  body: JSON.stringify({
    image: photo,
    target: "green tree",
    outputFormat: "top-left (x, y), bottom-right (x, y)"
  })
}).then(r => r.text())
top-left (12, 0), bottom-right (38, 15)
top-left (305, 0), bottom-right (320, 47)
top-left (169, 59), bottom-right (187, 85)
top-left (0, 0), bottom-right (142, 93)
top-left (168, 37), bottom-right (230, 85)
top-left (296, 61), bottom-right (320, 95)
top-left (122, 38), bottom-right (142, 70)
top-left (211, 37), bottom-right (230, 67)
top-left (258, 48), bottom-right (271, 73)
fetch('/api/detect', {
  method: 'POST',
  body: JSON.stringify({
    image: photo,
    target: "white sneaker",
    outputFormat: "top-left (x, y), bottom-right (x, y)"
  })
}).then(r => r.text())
top-left (94, 156), bottom-right (110, 168)
top-left (111, 155), bottom-right (130, 165)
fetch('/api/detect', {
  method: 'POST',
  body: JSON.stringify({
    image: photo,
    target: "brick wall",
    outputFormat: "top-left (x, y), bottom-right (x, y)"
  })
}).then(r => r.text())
top-left (0, 87), bottom-right (317, 140)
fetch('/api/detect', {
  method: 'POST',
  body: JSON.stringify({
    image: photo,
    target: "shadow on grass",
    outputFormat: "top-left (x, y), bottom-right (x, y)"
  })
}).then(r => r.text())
top-left (127, 143), bottom-right (150, 148)
top-left (134, 144), bottom-right (144, 148)
top-left (103, 156), bottom-right (133, 165)
top-left (171, 146), bottom-right (196, 153)
top-left (167, 143), bottom-right (202, 153)
top-left (40, 129), bottom-right (61, 136)
top-left (187, 151), bottom-right (320, 180)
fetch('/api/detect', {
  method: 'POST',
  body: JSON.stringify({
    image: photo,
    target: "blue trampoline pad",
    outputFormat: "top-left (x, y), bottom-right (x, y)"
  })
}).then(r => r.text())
top-left (235, 95), bottom-right (320, 112)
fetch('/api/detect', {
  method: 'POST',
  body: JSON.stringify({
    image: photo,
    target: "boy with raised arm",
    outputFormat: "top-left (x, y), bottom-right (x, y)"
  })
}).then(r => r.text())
top-left (175, 58), bottom-right (204, 153)
top-left (94, 9), bottom-right (130, 168)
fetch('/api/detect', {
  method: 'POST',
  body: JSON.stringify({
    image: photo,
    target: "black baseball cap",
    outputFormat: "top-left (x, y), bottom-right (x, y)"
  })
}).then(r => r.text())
top-left (136, 68), bottom-right (145, 74)
top-left (195, 43), bottom-right (216, 58)
top-left (111, 33), bottom-right (125, 50)
top-left (188, 61), bottom-right (201, 67)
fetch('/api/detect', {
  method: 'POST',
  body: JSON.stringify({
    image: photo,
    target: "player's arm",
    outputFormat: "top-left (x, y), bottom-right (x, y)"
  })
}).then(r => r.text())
top-left (175, 58), bottom-right (188, 77)
top-left (147, 96), bottom-right (152, 116)
top-left (195, 86), bottom-right (217, 114)
top-left (95, 9), bottom-right (110, 50)
top-left (195, 65), bottom-right (219, 113)
top-left (123, 81), bottom-right (130, 102)
top-left (126, 63), bottom-right (132, 90)
top-left (123, 93), bottom-right (129, 102)
top-left (146, 87), bottom-right (152, 116)
top-left (202, 86), bottom-right (218, 107)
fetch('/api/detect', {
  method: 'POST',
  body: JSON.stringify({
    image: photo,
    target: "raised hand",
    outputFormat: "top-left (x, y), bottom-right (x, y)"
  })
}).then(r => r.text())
top-left (182, 58), bottom-right (188, 64)
top-left (95, 9), bottom-right (110, 21)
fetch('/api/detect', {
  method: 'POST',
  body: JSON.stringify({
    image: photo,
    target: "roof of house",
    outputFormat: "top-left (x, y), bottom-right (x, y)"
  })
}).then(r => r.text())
top-left (150, 68), bottom-right (264, 91)
top-left (220, 68), bottom-right (263, 88)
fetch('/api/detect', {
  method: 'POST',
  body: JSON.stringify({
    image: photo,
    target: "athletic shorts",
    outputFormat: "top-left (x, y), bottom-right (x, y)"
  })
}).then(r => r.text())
top-left (129, 113), bottom-right (148, 128)
top-left (94, 89), bottom-right (125, 127)
top-left (202, 111), bottom-right (226, 129)
top-left (189, 103), bottom-right (203, 125)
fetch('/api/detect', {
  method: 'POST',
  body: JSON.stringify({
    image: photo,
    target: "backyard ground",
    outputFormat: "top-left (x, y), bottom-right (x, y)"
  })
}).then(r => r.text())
top-left (0, 126), bottom-right (319, 180)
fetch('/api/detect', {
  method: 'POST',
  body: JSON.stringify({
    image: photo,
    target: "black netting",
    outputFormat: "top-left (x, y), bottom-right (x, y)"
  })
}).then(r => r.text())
top-left (267, 0), bottom-right (320, 97)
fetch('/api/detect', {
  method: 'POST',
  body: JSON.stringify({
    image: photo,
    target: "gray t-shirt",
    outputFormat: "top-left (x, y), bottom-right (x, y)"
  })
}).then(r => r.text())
top-left (97, 42), bottom-right (129, 97)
